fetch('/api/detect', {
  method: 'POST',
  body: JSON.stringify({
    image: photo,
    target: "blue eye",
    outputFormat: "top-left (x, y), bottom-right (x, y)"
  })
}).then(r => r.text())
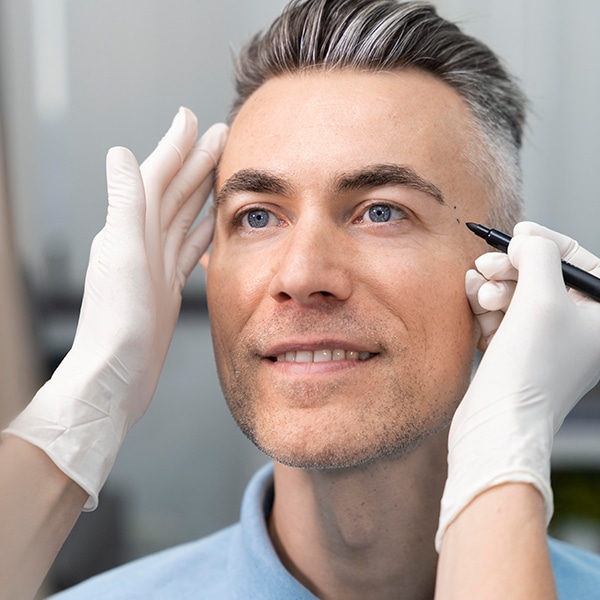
top-left (362, 204), bottom-right (406, 223)
top-left (368, 205), bottom-right (391, 222)
top-left (244, 209), bottom-right (272, 228)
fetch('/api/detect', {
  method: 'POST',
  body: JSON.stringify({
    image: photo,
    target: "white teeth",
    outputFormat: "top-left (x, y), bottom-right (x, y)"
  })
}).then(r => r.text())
top-left (333, 349), bottom-right (346, 360)
top-left (275, 350), bottom-right (374, 363)
top-left (295, 351), bottom-right (313, 363)
top-left (314, 349), bottom-right (332, 362)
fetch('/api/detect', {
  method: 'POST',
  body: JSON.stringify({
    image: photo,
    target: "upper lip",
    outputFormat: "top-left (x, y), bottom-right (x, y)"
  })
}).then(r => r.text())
top-left (261, 338), bottom-right (380, 358)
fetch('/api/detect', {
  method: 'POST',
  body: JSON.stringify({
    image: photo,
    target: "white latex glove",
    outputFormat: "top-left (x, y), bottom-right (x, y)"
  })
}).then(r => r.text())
top-left (3, 108), bottom-right (228, 509)
top-left (436, 221), bottom-right (600, 550)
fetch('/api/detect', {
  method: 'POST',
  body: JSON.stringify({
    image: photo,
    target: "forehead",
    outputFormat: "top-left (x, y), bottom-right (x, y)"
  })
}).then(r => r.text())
top-left (218, 69), bottom-right (484, 212)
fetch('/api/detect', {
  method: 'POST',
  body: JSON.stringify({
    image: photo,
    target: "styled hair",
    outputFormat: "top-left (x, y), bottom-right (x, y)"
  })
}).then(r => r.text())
top-left (230, 0), bottom-right (527, 230)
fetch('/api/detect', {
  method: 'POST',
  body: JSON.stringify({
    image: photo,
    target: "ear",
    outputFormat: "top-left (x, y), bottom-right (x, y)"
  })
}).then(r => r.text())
top-left (200, 252), bottom-right (210, 275)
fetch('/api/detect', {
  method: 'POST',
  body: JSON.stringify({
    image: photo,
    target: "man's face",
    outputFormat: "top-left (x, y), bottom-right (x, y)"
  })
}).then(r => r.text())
top-left (207, 69), bottom-right (489, 468)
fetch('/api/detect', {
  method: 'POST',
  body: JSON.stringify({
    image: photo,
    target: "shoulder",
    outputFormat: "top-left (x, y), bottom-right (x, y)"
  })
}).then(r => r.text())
top-left (51, 524), bottom-right (239, 599)
top-left (549, 537), bottom-right (600, 599)
top-left (51, 464), bottom-right (279, 600)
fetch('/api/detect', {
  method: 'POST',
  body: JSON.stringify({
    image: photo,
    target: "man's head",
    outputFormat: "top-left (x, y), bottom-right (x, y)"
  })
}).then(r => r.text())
top-left (206, 0), bottom-right (527, 469)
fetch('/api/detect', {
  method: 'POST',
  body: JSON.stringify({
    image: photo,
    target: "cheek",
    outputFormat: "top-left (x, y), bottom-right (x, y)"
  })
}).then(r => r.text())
top-left (414, 267), bottom-right (477, 391)
top-left (206, 238), bottom-right (275, 346)
top-left (366, 249), bottom-right (476, 363)
top-left (207, 267), bottom-right (250, 336)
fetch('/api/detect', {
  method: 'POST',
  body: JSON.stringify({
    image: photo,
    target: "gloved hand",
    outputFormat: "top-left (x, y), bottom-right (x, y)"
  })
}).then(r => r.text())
top-left (2, 108), bottom-right (228, 509)
top-left (436, 221), bottom-right (600, 550)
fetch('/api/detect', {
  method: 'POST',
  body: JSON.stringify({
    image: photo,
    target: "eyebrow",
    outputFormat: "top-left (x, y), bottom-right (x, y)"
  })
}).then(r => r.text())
top-left (215, 170), bottom-right (293, 208)
top-left (334, 164), bottom-right (446, 205)
top-left (215, 163), bottom-right (445, 207)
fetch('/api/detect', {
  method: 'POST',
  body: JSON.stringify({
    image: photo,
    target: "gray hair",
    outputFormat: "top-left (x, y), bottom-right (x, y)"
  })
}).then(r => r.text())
top-left (229, 0), bottom-right (527, 230)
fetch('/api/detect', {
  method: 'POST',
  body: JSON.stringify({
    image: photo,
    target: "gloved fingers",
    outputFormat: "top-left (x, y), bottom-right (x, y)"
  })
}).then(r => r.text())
top-left (101, 146), bottom-right (146, 266)
top-left (476, 310), bottom-right (504, 350)
top-left (514, 221), bottom-right (600, 275)
top-left (466, 260), bottom-right (516, 312)
top-left (466, 270), bottom-right (504, 349)
top-left (139, 108), bottom-right (198, 206)
top-left (160, 123), bottom-right (228, 230)
top-left (465, 269), bottom-right (487, 315)
top-left (177, 213), bottom-right (216, 282)
top-left (477, 279), bottom-right (516, 312)
top-left (474, 252), bottom-right (517, 282)
top-left (163, 174), bottom-right (214, 273)
top-left (161, 124), bottom-right (226, 279)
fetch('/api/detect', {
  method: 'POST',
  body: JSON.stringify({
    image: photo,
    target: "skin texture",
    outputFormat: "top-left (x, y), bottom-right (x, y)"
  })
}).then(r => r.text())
top-left (207, 69), bottom-right (494, 599)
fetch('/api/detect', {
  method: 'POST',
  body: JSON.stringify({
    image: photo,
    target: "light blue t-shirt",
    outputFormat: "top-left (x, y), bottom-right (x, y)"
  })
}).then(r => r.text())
top-left (52, 463), bottom-right (600, 599)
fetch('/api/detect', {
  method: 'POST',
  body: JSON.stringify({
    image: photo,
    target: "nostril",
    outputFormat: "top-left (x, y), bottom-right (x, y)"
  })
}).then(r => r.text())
top-left (268, 252), bottom-right (352, 304)
top-left (272, 291), bottom-right (293, 303)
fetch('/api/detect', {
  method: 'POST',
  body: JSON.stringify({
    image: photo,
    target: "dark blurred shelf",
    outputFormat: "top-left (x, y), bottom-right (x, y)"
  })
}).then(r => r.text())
top-left (37, 291), bottom-right (208, 318)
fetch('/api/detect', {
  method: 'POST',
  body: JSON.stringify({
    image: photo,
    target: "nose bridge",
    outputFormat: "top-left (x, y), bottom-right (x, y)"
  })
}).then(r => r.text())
top-left (268, 211), bottom-right (352, 304)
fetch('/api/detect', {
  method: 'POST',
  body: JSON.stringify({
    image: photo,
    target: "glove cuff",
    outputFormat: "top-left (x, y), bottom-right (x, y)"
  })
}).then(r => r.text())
top-left (1, 379), bottom-right (128, 511)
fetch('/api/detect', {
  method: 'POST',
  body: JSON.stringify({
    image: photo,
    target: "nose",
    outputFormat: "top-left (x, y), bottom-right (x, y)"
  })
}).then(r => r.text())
top-left (268, 219), bottom-right (353, 306)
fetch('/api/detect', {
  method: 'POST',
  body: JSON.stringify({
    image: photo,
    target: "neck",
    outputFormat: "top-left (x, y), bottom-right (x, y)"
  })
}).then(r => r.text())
top-left (268, 429), bottom-right (448, 600)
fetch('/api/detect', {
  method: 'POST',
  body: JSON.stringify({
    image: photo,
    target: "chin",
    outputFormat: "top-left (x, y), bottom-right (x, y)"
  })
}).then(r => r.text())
top-left (239, 413), bottom-right (447, 471)
top-left (222, 363), bottom-right (467, 471)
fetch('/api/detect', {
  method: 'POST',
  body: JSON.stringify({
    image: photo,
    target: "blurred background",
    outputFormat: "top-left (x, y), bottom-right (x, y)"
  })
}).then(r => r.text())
top-left (0, 0), bottom-right (599, 594)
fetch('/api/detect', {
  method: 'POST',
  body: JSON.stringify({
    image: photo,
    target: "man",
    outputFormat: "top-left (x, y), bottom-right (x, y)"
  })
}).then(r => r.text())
top-left (3, 1), bottom-right (600, 598)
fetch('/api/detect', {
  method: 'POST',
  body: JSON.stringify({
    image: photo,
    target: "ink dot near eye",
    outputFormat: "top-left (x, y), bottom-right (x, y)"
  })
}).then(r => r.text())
top-left (368, 205), bottom-right (391, 222)
top-left (247, 209), bottom-right (269, 228)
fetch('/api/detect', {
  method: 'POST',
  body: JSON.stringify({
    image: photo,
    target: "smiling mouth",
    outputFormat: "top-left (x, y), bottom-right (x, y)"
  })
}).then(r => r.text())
top-left (269, 350), bottom-right (378, 363)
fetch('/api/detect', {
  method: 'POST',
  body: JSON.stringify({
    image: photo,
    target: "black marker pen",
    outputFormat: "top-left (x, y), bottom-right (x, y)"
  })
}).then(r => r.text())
top-left (466, 222), bottom-right (600, 303)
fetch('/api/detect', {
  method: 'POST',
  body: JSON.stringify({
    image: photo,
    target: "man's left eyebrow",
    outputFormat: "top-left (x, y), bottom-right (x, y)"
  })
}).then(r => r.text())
top-left (334, 164), bottom-right (446, 205)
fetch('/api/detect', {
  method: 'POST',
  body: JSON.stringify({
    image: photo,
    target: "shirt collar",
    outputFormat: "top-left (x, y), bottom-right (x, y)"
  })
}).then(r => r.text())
top-left (228, 462), bottom-right (317, 599)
